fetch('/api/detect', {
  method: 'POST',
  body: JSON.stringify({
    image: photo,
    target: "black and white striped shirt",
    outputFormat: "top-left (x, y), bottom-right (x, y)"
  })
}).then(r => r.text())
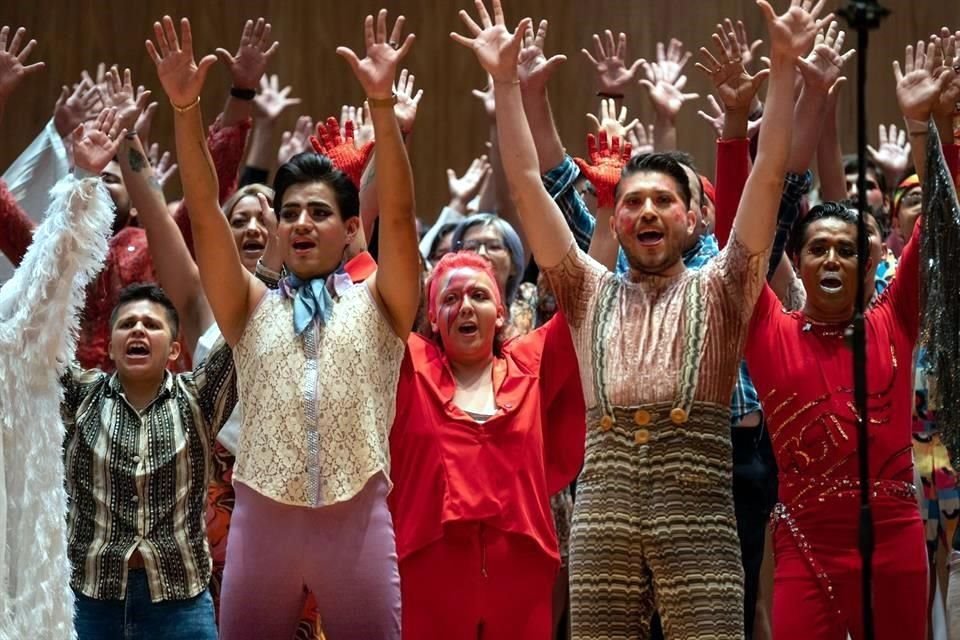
top-left (61, 339), bottom-right (236, 602)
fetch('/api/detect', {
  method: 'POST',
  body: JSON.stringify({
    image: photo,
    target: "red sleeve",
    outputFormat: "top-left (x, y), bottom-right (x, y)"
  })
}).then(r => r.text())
top-left (714, 138), bottom-right (750, 249)
top-left (536, 313), bottom-right (586, 495)
top-left (882, 214), bottom-right (921, 342)
top-left (0, 180), bottom-right (37, 266)
top-left (944, 143), bottom-right (959, 187)
top-left (174, 116), bottom-right (252, 258)
top-left (746, 283), bottom-right (782, 363)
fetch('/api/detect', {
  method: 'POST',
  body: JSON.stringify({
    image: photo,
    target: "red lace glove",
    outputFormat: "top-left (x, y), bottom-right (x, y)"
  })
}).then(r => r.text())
top-left (309, 117), bottom-right (374, 189)
top-left (573, 131), bottom-right (632, 208)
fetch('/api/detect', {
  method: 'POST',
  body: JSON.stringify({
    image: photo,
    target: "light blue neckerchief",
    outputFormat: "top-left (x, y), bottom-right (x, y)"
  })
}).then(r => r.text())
top-left (281, 273), bottom-right (336, 335)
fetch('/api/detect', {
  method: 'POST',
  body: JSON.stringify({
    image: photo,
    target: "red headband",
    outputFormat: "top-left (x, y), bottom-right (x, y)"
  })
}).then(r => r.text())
top-left (700, 175), bottom-right (716, 205)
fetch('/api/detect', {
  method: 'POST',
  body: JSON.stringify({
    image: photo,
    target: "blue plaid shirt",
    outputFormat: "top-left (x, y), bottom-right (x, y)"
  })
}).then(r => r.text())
top-left (542, 155), bottom-right (765, 422)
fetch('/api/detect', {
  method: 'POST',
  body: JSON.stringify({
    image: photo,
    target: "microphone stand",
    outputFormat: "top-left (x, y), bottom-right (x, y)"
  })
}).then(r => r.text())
top-left (837, 1), bottom-right (889, 638)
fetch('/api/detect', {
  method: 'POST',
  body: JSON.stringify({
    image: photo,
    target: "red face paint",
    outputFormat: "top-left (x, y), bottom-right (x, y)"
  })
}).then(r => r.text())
top-left (433, 267), bottom-right (502, 361)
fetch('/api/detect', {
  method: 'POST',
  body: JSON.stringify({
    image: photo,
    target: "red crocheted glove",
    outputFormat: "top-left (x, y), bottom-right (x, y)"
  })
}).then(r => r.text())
top-left (309, 117), bottom-right (374, 189)
top-left (573, 131), bottom-right (632, 208)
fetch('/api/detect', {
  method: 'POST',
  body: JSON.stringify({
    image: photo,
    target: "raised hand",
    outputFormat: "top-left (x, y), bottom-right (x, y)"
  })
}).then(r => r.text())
top-left (866, 124), bottom-right (910, 183)
top-left (796, 21), bottom-right (855, 94)
top-left (450, 0), bottom-right (531, 84)
top-left (447, 155), bottom-right (491, 208)
top-left (471, 76), bottom-right (496, 120)
top-left (638, 63), bottom-right (700, 121)
top-left (394, 68), bottom-right (423, 134)
top-left (134, 98), bottom-right (159, 148)
top-left (733, 20), bottom-right (764, 71)
top-left (73, 108), bottom-right (125, 175)
top-left (581, 29), bottom-right (644, 96)
top-left (148, 142), bottom-right (179, 189)
top-left (337, 9), bottom-right (415, 98)
top-left (340, 103), bottom-right (375, 146)
top-left (586, 97), bottom-right (639, 139)
top-left (758, 0), bottom-right (831, 61)
top-left (894, 40), bottom-right (956, 123)
top-left (216, 18), bottom-right (279, 90)
top-left (696, 25), bottom-right (770, 112)
top-left (573, 131), bottom-right (632, 207)
top-left (53, 77), bottom-right (102, 138)
top-left (649, 38), bottom-right (692, 85)
top-left (102, 67), bottom-right (152, 133)
top-left (278, 114), bottom-right (313, 165)
top-left (254, 73), bottom-right (301, 121)
top-left (931, 31), bottom-right (960, 124)
top-left (309, 116), bottom-right (374, 188)
top-left (518, 19), bottom-right (566, 94)
top-left (145, 16), bottom-right (218, 107)
top-left (0, 26), bottom-right (45, 101)
top-left (626, 123), bottom-right (655, 156)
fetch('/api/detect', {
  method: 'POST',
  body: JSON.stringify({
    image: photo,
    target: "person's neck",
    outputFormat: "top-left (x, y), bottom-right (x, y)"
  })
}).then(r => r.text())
top-left (118, 372), bottom-right (165, 411)
top-left (801, 302), bottom-right (854, 326)
top-left (449, 355), bottom-right (494, 389)
top-left (628, 259), bottom-right (686, 281)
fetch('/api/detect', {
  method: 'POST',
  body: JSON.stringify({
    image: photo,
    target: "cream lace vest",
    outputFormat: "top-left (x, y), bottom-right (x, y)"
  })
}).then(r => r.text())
top-left (233, 282), bottom-right (404, 507)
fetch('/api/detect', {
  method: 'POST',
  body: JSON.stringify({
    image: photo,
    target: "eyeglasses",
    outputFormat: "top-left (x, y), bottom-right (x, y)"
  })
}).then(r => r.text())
top-left (459, 239), bottom-right (507, 254)
top-left (900, 192), bottom-right (923, 208)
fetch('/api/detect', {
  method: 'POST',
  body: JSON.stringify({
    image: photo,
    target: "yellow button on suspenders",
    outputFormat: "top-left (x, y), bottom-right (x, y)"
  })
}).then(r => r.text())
top-left (633, 409), bottom-right (652, 426)
top-left (670, 407), bottom-right (688, 425)
top-left (599, 415), bottom-right (614, 432)
top-left (634, 429), bottom-right (650, 445)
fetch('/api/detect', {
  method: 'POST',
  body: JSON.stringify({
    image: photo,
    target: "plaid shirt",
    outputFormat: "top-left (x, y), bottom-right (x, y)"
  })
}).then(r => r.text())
top-left (61, 338), bottom-right (237, 602)
top-left (542, 155), bottom-right (769, 422)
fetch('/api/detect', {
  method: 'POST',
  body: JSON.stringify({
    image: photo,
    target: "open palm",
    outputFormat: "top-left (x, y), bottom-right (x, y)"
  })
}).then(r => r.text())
top-left (145, 16), bottom-right (217, 107)
top-left (451, 0), bottom-right (530, 83)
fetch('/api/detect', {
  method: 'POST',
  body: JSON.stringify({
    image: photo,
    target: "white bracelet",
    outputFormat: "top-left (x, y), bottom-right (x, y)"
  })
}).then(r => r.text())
top-left (903, 118), bottom-right (929, 136)
top-left (255, 258), bottom-right (282, 281)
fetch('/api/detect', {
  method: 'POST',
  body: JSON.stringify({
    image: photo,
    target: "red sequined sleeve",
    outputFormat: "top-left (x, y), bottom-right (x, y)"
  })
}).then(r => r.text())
top-left (0, 179), bottom-right (37, 266)
top-left (174, 117), bottom-right (252, 257)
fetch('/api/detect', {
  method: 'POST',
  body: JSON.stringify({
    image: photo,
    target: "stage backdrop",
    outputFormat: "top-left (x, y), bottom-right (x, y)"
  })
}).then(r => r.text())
top-left (0, 0), bottom-right (955, 273)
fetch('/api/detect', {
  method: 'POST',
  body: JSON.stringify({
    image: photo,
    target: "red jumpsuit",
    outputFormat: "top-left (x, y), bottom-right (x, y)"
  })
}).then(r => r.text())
top-left (388, 314), bottom-right (585, 640)
top-left (745, 221), bottom-right (927, 639)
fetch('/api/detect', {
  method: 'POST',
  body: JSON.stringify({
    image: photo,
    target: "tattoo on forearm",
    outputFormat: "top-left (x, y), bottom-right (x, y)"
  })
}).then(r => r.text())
top-left (128, 148), bottom-right (147, 173)
top-left (361, 165), bottom-right (376, 190)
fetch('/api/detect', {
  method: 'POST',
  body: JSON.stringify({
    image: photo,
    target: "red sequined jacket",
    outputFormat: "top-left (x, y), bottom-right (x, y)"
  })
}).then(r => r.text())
top-left (0, 117), bottom-right (251, 372)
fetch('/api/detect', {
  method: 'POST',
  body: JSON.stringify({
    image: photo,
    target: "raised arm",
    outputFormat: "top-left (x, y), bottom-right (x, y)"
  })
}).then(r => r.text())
top-left (118, 132), bottom-right (213, 353)
top-left (695, 21), bottom-right (770, 247)
top-left (337, 10), bottom-right (420, 338)
top-left (0, 26), bottom-right (45, 124)
top-left (639, 38), bottom-right (698, 152)
top-left (895, 39), bottom-right (956, 183)
top-left (1, 110), bottom-right (121, 369)
top-left (242, 73), bottom-right (301, 185)
top-left (452, 0), bottom-right (574, 269)
top-left (731, 0), bottom-right (827, 255)
top-left (517, 21), bottom-right (567, 174)
top-left (148, 16), bottom-right (267, 346)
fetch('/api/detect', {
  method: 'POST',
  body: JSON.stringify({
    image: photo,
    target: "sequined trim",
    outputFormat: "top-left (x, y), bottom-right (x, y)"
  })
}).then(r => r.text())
top-left (772, 478), bottom-right (917, 617)
top-left (301, 323), bottom-right (321, 506)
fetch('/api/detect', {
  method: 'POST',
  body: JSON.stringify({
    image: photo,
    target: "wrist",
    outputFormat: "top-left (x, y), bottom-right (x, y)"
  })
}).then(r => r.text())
top-left (367, 93), bottom-right (397, 108)
top-left (597, 91), bottom-right (625, 100)
top-left (448, 197), bottom-right (468, 214)
top-left (72, 165), bottom-right (99, 179)
top-left (230, 85), bottom-right (257, 97)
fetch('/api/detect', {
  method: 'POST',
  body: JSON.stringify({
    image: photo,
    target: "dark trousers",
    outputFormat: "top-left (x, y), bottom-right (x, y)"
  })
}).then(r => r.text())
top-left (650, 422), bottom-right (778, 640)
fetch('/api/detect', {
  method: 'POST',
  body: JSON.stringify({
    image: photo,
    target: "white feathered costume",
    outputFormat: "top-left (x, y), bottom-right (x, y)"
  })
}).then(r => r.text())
top-left (0, 174), bottom-right (114, 640)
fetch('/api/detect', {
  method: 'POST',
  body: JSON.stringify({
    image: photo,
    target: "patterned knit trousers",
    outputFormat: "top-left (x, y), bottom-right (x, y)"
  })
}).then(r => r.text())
top-left (569, 403), bottom-right (745, 640)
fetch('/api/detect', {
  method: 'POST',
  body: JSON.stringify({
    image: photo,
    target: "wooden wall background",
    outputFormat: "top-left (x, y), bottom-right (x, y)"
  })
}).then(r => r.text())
top-left (0, 1), bottom-right (955, 242)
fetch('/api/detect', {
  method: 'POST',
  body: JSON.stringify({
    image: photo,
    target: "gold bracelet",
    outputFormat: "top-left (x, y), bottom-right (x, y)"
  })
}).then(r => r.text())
top-left (171, 97), bottom-right (200, 114)
top-left (367, 93), bottom-right (397, 108)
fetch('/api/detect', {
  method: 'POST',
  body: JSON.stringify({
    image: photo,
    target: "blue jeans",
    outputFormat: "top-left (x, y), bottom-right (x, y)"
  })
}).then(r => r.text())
top-left (74, 569), bottom-right (217, 640)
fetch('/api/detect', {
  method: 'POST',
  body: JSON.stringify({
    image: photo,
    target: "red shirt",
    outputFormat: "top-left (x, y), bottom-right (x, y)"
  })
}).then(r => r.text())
top-left (388, 314), bottom-right (585, 563)
top-left (0, 118), bottom-right (250, 372)
top-left (745, 219), bottom-right (921, 511)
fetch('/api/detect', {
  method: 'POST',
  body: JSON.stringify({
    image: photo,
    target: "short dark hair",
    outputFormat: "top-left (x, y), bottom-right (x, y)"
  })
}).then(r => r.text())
top-left (616, 152), bottom-right (693, 209)
top-left (842, 154), bottom-right (888, 195)
top-left (273, 152), bottom-right (359, 220)
top-left (110, 283), bottom-right (180, 337)
top-left (788, 200), bottom-right (858, 259)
